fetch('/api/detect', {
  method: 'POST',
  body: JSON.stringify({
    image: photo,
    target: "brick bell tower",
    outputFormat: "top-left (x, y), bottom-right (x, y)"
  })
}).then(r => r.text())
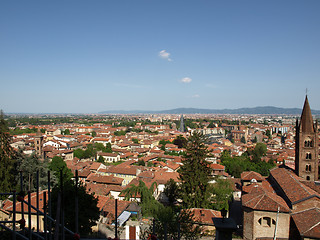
top-left (295, 95), bottom-right (318, 181)
top-left (34, 128), bottom-right (44, 160)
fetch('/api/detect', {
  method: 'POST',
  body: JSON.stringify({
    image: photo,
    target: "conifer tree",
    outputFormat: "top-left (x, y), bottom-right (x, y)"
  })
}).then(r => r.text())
top-left (178, 131), bottom-right (212, 208)
top-left (0, 110), bottom-right (17, 194)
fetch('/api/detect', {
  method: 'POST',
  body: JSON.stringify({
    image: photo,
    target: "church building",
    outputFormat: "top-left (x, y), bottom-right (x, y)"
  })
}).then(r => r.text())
top-left (295, 95), bottom-right (319, 181)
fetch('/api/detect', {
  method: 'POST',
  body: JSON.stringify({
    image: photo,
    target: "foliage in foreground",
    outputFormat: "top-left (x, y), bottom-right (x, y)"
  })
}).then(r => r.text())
top-left (0, 110), bottom-right (18, 196)
top-left (141, 206), bottom-right (202, 240)
top-left (122, 180), bottom-right (161, 217)
top-left (178, 131), bottom-right (212, 209)
top-left (51, 180), bottom-right (100, 236)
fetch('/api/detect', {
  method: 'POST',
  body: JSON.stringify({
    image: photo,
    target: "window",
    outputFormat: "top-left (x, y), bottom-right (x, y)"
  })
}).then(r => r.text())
top-left (258, 217), bottom-right (275, 227)
top-left (306, 152), bottom-right (312, 160)
top-left (306, 164), bottom-right (311, 172)
top-left (306, 176), bottom-right (310, 180)
top-left (304, 138), bottom-right (313, 148)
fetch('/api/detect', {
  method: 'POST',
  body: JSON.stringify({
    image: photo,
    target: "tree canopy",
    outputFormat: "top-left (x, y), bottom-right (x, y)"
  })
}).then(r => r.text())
top-left (211, 178), bottom-right (233, 211)
top-left (16, 153), bottom-right (51, 191)
top-left (49, 156), bottom-right (73, 185)
top-left (0, 110), bottom-right (18, 194)
top-left (121, 180), bottom-right (160, 217)
top-left (51, 180), bottom-right (100, 236)
top-left (178, 131), bottom-right (212, 208)
top-left (220, 146), bottom-right (275, 177)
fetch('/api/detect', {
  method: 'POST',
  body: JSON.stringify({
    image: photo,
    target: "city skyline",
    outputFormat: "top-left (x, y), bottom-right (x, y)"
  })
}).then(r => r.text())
top-left (1, 1), bottom-right (320, 113)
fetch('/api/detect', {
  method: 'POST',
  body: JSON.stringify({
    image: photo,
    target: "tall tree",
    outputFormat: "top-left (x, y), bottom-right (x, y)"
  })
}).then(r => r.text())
top-left (16, 153), bottom-right (51, 191)
top-left (163, 178), bottom-right (179, 207)
top-left (51, 180), bottom-right (100, 236)
top-left (173, 135), bottom-right (187, 148)
top-left (49, 156), bottom-right (73, 185)
top-left (211, 178), bottom-right (233, 211)
top-left (0, 111), bottom-right (17, 194)
top-left (178, 131), bottom-right (212, 208)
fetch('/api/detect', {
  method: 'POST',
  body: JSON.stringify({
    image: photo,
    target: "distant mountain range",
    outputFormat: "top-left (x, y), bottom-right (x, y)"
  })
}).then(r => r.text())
top-left (99, 106), bottom-right (320, 115)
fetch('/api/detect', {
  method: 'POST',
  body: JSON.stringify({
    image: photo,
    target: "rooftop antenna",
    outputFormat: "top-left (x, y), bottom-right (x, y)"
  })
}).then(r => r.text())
top-left (306, 88), bottom-right (308, 96)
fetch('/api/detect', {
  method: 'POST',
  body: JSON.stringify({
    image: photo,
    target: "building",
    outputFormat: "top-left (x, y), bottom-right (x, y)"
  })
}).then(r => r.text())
top-left (34, 129), bottom-right (44, 159)
top-left (295, 95), bottom-right (319, 181)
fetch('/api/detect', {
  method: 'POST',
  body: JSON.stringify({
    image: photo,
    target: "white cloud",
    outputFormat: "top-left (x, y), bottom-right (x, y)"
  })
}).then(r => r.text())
top-left (192, 94), bottom-right (200, 98)
top-left (159, 50), bottom-right (172, 61)
top-left (180, 77), bottom-right (192, 83)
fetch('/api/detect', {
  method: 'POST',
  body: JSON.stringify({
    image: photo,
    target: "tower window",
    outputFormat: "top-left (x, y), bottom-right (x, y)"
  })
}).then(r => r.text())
top-left (306, 153), bottom-right (312, 160)
top-left (306, 164), bottom-right (311, 172)
top-left (304, 137), bottom-right (313, 148)
top-left (306, 176), bottom-right (310, 180)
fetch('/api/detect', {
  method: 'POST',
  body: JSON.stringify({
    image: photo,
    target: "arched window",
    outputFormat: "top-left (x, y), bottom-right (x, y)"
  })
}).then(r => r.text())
top-left (306, 164), bottom-right (311, 172)
top-left (306, 152), bottom-right (312, 160)
top-left (304, 137), bottom-right (313, 148)
top-left (306, 176), bottom-right (310, 181)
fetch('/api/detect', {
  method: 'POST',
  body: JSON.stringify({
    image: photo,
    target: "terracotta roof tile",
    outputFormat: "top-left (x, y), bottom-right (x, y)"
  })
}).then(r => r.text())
top-left (270, 167), bottom-right (320, 204)
top-left (242, 186), bottom-right (290, 213)
top-left (291, 208), bottom-right (320, 238)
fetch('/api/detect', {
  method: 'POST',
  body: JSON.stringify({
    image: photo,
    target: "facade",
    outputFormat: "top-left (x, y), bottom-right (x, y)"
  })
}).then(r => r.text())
top-left (295, 96), bottom-right (319, 181)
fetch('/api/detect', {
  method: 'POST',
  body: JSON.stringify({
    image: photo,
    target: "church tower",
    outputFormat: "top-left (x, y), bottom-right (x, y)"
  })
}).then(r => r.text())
top-left (295, 96), bottom-right (318, 181)
top-left (34, 128), bottom-right (44, 159)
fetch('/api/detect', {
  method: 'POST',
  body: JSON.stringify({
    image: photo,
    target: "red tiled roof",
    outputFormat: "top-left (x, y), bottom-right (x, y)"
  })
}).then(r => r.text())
top-left (87, 173), bottom-right (123, 185)
top-left (291, 208), bottom-right (320, 238)
top-left (241, 171), bottom-right (264, 181)
top-left (270, 168), bottom-right (320, 204)
top-left (242, 185), bottom-right (290, 213)
top-left (189, 208), bottom-right (222, 224)
top-left (3, 190), bottom-right (48, 214)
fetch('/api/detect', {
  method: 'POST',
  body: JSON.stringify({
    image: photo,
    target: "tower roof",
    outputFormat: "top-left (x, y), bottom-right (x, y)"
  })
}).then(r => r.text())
top-left (300, 95), bottom-right (314, 133)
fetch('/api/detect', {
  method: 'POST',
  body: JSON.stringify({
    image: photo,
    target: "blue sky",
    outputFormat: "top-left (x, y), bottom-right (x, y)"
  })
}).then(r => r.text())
top-left (1, 1), bottom-right (320, 113)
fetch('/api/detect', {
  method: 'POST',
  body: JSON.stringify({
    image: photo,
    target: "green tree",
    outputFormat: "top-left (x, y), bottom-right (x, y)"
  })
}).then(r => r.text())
top-left (173, 135), bottom-right (187, 148)
top-left (240, 136), bottom-right (246, 144)
top-left (132, 138), bottom-right (139, 144)
top-left (63, 129), bottom-right (70, 135)
top-left (207, 121), bottom-right (215, 128)
top-left (163, 179), bottom-right (179, 207)
top-left (49, 156), bottom-right (73, 185)
top-left (149, 207), bottom-right (201, 240)
top-left (97, 155), bottom-right (105, 163)
top-left (91, 131), bottom-right (97, 137)
top-left (178, 131), bottom-right (212, 208)
top-left (137, 159), bottom-right (145, 166)
top-left (254, 142), bottom-right (267, 157)
top-left (17, 153), bottom-right (51, 191)
top-left (0, 110), bottom-right (17, 195)
top-left (121, 180), bottom-right (160, 217)
top-left (211, 178), bottom-right (233, 211)
top-left (51, 180), bottom-right (99, 236)
top-left (104, 142), bottom-right (112, 153)
top-left (265, 129), bottom-right (272, 139)
top-left (114, 130), bottom-right (126, 136)
top-left (73, 148), bottom-right (85, 159)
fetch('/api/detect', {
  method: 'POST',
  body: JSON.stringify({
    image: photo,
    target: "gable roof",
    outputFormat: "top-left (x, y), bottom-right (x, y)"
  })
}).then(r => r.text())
top-left (241, 171), bottom-right (264, 181)
top-left (291, 207), bottom-right (320, 238)
top-left (270, 167), bottom-right (320, 205)
top-left (242, 186), bottom-right (290, 213)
